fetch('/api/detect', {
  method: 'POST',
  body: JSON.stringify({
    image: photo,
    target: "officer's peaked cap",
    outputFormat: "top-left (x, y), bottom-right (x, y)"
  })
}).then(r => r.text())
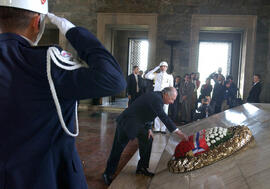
top-left (159, 61), bottom-right (168, 67)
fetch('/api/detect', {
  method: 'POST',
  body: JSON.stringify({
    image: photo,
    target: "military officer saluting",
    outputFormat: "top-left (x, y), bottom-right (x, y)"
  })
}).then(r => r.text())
top-left (145, 61), bottom-right (174, 133)
top-left (0, 1), bottom-right (126, 188)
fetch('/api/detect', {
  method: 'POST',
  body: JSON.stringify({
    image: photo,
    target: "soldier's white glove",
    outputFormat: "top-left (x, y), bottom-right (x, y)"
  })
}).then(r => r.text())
top-left (47, 13), bottom-right (75, 35)
top-left (153, 66), bottom-right (160, 72)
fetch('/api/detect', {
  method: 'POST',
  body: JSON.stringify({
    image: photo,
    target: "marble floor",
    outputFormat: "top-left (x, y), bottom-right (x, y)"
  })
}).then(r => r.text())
top-left (76, 110), bottom-right (137, 189)
top-left (108, 133), bottom-right (170, 189)
top-left (109, 103), bottom-right (270, 189)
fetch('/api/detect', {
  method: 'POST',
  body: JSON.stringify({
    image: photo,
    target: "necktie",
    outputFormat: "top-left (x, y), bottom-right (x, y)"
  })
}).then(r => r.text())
top-left (135, 74), bottom-right (139, 93)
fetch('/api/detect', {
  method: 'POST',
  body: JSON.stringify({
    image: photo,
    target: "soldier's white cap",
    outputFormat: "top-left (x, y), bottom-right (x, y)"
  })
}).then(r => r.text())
top-left (0, 0), bottom-right (48, 14)
top-left (159, 61), bottom-right (168, 67)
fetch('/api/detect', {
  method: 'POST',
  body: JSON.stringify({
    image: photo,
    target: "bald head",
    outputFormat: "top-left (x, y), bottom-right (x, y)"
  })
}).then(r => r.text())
top-left (162, 87), bottom-right (177, 104)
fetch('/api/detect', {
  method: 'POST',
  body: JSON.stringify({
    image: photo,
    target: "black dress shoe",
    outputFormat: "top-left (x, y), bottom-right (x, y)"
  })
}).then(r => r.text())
top-left (102, 173), bottom-right (113, 186)
top-left (153, 130), bottom-right (160, 134)
top-left (136, 167), bottom-right (155, 177)
top-left (160, 131), bottom-right (166, 134)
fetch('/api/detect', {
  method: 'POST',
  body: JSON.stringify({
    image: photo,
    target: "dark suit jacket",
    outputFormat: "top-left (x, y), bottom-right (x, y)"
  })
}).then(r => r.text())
top-left (200, 84), bottom-right (213, 98)
top-left (117, 91), bottom-right (177, 139)
top-left (127, 74), bottom-right (142, 96)
top-left (0, 27), bottom-right (126, 189)
top-left (212, 82), bottom-right (225, 105)
top-left (247, 82), bottom-right (262, 103)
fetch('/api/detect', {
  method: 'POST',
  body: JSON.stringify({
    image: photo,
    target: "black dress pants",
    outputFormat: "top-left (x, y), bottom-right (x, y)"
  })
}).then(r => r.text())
top-left (169, 96), bottom-right (179, 122)
top-left (104, 125), bottom-right (153, 176)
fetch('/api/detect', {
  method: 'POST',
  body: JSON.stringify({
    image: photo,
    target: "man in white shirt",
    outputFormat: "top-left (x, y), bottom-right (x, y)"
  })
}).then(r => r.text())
top-left (145, 61), bottom-right (173, 133)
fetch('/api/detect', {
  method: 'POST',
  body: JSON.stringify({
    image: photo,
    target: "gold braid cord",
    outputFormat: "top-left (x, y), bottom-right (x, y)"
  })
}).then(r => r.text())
top-left (168, 126), bottom-right (253, 173)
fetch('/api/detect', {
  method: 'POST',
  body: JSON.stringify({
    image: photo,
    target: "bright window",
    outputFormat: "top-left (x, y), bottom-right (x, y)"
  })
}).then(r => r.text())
top-left (128, 39), bottom-right (149, 75)
top-left (198, 41), bottom-right (232, 85)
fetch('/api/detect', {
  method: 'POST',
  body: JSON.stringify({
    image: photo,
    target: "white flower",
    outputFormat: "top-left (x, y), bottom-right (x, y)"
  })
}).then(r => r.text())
top-left (216, 137), bottom-right (220, 141)
top-left (207, 142), bottom-right (211, 146)
top-left (210, 134), bottom-right (215, 138)
top-left (223, 132), bottom-right (227, 136)
top-left (220, 134), bottom-right (224, 138)
top-left (211, 140), bottom-right (216, 144)
top-left (214, 133), bottom-right (218, 136)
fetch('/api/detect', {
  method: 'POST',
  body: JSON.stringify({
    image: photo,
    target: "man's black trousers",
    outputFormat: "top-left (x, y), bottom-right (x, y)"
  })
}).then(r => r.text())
top-left (104, 125), bottom-right (153, 176)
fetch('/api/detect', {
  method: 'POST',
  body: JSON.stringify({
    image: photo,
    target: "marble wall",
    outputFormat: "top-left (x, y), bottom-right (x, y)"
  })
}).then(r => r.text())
top-left (48, 0), bottom-right (270, 102)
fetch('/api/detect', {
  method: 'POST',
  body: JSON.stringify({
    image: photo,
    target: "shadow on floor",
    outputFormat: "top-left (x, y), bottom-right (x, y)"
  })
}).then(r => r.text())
top-left (76, 110), bottom-right (138, 189)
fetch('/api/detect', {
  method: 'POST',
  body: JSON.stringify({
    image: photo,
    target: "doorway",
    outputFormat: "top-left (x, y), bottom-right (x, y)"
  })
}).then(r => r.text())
top-left (198, 41), bottom-right (232, 86)
top-left (190, 15), bottom-right (257, 100)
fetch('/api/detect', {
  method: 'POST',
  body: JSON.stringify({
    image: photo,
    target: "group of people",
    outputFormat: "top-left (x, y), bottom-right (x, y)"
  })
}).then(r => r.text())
top-left (169, 69), bottom-right (262, 123)
top-left (127, 63), bottom-right (263, 126)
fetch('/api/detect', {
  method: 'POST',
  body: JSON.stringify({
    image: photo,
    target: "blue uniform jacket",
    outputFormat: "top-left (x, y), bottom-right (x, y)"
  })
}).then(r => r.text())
top-left (0, 27), bottom-right (126, 189)
top-left (117, 91), bottom-right (177, 139)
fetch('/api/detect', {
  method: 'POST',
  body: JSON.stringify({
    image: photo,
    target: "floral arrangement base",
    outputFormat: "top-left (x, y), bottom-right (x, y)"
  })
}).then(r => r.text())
top-left (168, 126), bottom-right (253, 173)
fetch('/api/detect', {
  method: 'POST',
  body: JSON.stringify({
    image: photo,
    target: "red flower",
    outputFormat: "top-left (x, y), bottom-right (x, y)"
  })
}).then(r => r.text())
top-left (174, 140), bottom-right (193, 158)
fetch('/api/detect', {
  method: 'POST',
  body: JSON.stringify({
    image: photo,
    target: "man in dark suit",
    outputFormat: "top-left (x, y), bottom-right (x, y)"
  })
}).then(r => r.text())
top-left (212, 74), bottom-right (225, 113)
top-left (127, 66), bottom-right (143, 106)
top-left (0, 3), bottom-right (126, 189)
top-left (179, 74), bottom-right (195, 123)
top-left (247, 74), bottom-right (262, 103)
top-left (103, 87), bottom-right (188, 185)
top-left (169, 76), bottom-right (181, 122)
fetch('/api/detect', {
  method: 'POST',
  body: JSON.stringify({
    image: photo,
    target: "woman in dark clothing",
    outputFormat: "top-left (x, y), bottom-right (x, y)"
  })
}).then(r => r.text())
top-left (212, 75), bottom-right (225, 113)
top-left (223, 81), bottom-right (237, 109)
top-left (198, 78), bottom-right (213, 102)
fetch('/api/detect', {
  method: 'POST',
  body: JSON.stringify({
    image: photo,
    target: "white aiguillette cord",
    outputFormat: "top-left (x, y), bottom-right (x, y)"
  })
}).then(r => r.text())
top-left (46, 47), bottom-right (86, 137)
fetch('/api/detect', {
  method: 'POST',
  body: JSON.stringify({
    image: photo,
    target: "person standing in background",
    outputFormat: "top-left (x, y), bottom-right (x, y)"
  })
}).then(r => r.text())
top-left (180, 74), bottom-right (195, 123)
top-left (127, 66), bottom-right (143, 106)
top-left (247, 74), bottom-right (262, 103)
top-left (223, 75), bottom-right (238, 109)
top-left (198, 77), bottom-right (213, 102)
top-left (212, 74), bottom-right (225, 113)
top-left (190, 72), bottom-right (200, 120)
top-left (169, 76), bottom-right (181, 122)
top-left (145, 61), bottom-right (173, 134)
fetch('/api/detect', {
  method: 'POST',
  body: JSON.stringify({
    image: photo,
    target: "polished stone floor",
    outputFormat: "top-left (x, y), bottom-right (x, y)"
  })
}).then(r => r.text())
top-left (109, 103), bottom-right (270, 189)
top-left (76, 110), bottom-right (137, 189)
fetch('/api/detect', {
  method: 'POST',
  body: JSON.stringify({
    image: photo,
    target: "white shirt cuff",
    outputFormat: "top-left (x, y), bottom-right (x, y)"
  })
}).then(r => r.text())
top-left (173, 128), bottom-right (179, 133)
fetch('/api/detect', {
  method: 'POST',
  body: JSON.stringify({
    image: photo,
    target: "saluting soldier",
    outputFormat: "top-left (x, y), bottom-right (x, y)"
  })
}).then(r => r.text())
top-left (145, 61), bottom-right (174, 133)
top-left (0, 1), bottom-right (126, 188)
